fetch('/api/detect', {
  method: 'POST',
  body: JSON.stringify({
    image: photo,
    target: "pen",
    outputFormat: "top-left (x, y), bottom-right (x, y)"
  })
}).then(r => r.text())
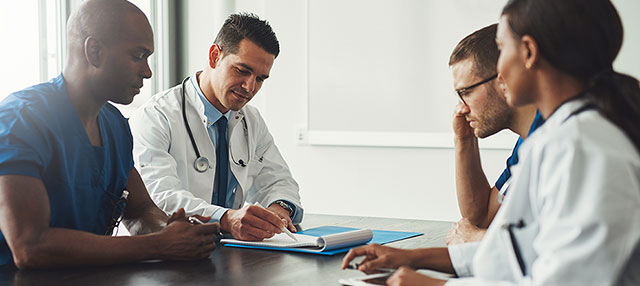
top-left (188, 216), bottom-right (205, 225)
top-left (253, 202), bottom-right (298, 242)
top-left (346, 263), bottom-right (395, 273)
top-left (503, 220), bottom-right (527, 276)
top-left (188, 216), bottom-right (222, 243)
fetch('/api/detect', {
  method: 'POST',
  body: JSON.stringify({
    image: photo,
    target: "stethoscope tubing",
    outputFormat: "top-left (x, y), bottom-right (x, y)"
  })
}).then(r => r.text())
top-left (181, 76), bottom-right (250, 172)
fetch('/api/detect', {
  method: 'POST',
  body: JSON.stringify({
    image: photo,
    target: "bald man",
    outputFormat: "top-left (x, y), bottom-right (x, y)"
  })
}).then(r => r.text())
top-left (0, 0), bottom-right (219, 269)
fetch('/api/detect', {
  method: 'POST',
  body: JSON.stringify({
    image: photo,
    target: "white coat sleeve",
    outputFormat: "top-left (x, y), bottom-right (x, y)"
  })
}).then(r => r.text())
top-left (245, 109), bottom-right (303, 224)
top-left (129, 104), bottom-right (224, 218)
top-left (445, 139), bottom-right (640, 286)
top-left (448, 242), bottom-right (480, 277)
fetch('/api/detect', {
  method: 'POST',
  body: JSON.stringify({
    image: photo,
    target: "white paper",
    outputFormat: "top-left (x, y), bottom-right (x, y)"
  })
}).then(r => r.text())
top-left (221, 229), bottom-right (373, 252)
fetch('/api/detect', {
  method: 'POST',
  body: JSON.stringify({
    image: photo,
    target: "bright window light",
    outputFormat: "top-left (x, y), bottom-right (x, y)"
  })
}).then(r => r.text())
top-left (0, 1), bottom-right (42, 100)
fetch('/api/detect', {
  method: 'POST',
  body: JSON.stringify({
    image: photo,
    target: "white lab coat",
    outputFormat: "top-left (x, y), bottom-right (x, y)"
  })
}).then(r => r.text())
top-left (128, 75), bottom-right (303, 223)
top-left (447, 99), bottom-right (640, 285)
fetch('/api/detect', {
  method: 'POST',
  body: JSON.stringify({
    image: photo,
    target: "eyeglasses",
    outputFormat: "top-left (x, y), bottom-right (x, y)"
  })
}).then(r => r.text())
top-left (105, 189), bottom-right (129, 236)
top-left (455, 74), bottom-right (498, 105)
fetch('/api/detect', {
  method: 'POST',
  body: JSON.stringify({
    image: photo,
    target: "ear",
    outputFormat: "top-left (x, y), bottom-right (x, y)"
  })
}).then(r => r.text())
top-left (495, 75), bottom-right (510, 101)
top-left (496, 74), bottom-right (507, 91)
top-left (84, 37), bottom-right (102, 68)
top-left (520, 35), bottom-right (539, 70)
top-left (208, 44), bottom-right (222, 69)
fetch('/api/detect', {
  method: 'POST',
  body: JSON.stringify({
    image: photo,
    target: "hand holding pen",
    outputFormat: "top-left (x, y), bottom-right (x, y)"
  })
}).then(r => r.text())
top-left (253, 202), bottom-right (298, 242)
top-left (218, 202), bottom-right (295, 241)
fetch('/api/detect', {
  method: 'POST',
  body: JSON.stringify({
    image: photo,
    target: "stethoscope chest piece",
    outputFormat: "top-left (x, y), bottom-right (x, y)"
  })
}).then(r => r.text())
top-left (194, 156), bottom-right (210, 173)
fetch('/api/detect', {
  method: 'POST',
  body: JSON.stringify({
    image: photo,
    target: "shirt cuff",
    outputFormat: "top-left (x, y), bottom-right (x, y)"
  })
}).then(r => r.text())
top-left (448, 242), bottom-right (481, 277)
top-left (209, 207), bottom-right (230, 222)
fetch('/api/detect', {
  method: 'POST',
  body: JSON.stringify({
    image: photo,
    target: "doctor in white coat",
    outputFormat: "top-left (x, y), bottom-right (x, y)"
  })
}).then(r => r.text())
top-left (342, 1), bottom-right (640, 285)
top-left (129, 13), bottom-right (302, 241)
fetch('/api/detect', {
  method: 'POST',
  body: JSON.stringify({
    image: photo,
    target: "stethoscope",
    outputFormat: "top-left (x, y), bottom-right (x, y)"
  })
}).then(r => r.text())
top-left (181, 76), bottom-right (251, 173)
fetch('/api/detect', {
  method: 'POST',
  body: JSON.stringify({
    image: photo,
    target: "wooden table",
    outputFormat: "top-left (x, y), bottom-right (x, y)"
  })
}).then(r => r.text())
top-left (0, 214), bottom-right (453, 285)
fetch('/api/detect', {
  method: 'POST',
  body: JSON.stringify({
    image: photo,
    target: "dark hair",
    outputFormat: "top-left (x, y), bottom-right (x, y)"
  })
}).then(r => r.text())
top-left (214, 13), bottom-right (280, 58)
top-left (449, 24), bottom-right (499, 79)
top-left (502, 0), bottom-right (640, 152)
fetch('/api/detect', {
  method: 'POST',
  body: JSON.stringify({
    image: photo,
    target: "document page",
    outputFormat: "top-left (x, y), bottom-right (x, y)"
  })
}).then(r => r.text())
top-left (221, 229), bottom-right (373, 252)
top-left (221, 233), bottom-right (322, 248)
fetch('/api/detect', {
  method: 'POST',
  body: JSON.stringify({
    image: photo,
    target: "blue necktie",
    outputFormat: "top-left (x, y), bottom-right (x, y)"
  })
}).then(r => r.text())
top-left (214, 116), bottom-right (229, 207)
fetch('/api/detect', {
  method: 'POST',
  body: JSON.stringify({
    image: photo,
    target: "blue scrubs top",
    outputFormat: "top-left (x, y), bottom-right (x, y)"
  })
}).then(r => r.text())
top-left (0, 74), bottom-right (134, 266)
top-left (495, 111), bottom-right (545, 193)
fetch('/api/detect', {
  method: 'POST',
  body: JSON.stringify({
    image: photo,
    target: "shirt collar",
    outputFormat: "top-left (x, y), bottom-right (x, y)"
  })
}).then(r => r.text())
top-left (543, 97), bottom-right (589, 131)
top-left (190, 72), bottom-right (230, 127)
top-left (527, 110), bottom-right (545, 137)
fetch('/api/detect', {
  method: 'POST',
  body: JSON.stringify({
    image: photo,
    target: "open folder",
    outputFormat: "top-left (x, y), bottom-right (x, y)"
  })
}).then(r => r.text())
top-left (221, 226), bottom-right (423, 255)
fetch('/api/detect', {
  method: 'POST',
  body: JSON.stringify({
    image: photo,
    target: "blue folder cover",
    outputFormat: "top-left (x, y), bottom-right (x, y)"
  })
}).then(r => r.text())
top-left (222, 226), bottom-right (423, 255)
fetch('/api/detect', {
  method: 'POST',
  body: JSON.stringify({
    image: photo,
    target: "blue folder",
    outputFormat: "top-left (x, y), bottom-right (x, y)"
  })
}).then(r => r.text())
top-left (222, 226), bottom-right (423, 255)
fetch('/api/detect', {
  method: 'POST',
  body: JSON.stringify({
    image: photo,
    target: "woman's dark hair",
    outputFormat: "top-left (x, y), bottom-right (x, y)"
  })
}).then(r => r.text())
top-left (214, 13), bottom-right (280, 58)
top-left (502, 0), bottom-right (640, 152)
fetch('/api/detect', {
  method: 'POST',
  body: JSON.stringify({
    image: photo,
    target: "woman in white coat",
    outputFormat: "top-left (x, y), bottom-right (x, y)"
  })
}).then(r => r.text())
top-left (341, 0), bottom-right (640, 285)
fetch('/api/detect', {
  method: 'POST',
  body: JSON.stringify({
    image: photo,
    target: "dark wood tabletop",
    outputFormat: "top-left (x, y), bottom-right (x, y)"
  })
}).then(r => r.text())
top-left (0, 214), bottom-right (453, 286)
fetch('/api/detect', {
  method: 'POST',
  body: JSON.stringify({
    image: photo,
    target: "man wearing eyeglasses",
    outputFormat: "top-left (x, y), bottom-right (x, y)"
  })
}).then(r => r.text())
top-left (0, 0), bottom-right (219, 269)
top-left (446, 24), bottom-right (544, 244)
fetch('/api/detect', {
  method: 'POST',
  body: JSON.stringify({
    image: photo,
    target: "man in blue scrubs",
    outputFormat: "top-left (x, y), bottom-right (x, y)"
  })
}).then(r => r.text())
top-left (0, 0), bottom-right (219, 269)
top-left (445, 24), bottom-right (544, 244)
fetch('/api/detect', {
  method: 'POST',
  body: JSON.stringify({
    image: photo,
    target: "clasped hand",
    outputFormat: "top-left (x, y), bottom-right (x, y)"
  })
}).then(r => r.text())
top-left (158, 208), bottom-right (220, 260)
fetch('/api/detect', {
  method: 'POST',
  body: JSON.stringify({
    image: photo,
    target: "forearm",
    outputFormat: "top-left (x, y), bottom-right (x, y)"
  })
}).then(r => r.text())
top-left (122, 168), bottom-right (169, 235)
top-left (12, 227), bottom-right (161, 269)
top-left (123, 202), bottom-right (168, 235)
top-left (454, 137), bottom-right (492, 225)
top-left (409, 247), bottom-right (455, 274)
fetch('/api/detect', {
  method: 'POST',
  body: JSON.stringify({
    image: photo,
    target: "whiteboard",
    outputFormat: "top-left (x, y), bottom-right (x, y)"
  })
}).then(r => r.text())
top-left (304, 0), bottom-right (640, 149)
top-left (307, 0), bottom-right (509, 137)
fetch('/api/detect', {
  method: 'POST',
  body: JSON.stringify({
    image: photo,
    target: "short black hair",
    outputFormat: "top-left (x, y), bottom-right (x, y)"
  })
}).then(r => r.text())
top-left (448, 24), bottom-right (498, 79)
top-left (214, 13), bottom-right (280, 58)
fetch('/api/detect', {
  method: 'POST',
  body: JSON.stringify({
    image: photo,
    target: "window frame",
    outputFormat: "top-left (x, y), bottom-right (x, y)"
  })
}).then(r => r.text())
top-left (36, 0), bottom-right (172, 101)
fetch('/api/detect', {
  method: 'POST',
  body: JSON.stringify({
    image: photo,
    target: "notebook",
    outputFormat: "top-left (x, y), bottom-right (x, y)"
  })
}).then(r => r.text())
top-left (221, 226), bottom-right (423, 255)
top-left (221, 228), bottom-right (372, 252)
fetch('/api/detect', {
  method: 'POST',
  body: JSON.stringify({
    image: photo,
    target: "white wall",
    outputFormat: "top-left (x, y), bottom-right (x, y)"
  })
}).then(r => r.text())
top-left (179, 0), bottom-right (640, 222)
top-left (257, 0), bottom-right (508, 222)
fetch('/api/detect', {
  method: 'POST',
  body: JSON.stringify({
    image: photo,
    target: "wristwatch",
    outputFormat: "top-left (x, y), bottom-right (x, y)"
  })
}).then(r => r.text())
top-left (273, 200), bottom-right (294, 217)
